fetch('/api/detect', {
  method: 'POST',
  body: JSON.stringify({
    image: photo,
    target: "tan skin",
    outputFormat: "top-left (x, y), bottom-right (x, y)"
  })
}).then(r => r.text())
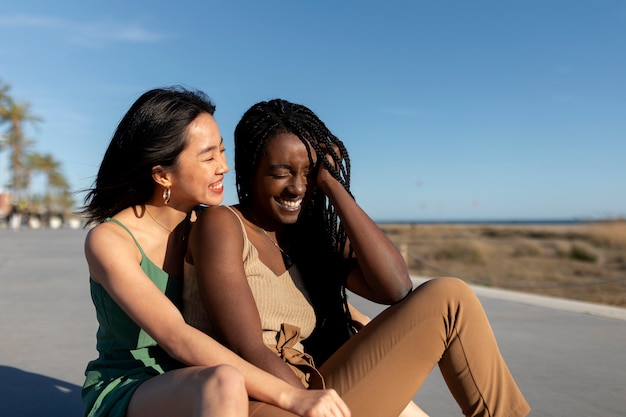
top-left (188, 132), bottom-right (427, 416)
top-left (86, 114), bottom-right (350, 417)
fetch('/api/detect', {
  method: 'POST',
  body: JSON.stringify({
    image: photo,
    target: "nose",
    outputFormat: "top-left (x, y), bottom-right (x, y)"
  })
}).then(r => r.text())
top-left (288, 173), bottom-right (307, 195)
top-left (217, 153), bottom-right (229, 174)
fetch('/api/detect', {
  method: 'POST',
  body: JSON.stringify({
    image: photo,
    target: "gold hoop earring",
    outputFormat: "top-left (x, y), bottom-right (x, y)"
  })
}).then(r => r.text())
top-left (162, 187), bottom-right (171, 205)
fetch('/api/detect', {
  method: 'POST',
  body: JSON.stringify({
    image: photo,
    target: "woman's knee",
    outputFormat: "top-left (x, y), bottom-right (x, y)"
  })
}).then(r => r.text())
top-left (428, 276), bottom-right (472, 294)
top-left (203, 364), bottom-right (245, 391)
top-left (128, 366), bottom-right (247, 416)
top-left (409, 277), bottom-right (479, 309)
top-left (193, 364), bottom-right (247, 403)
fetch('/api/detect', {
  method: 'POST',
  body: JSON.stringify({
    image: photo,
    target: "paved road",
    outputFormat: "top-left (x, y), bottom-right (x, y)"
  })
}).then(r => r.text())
top-left (1, 228), bottom-right (625, 416)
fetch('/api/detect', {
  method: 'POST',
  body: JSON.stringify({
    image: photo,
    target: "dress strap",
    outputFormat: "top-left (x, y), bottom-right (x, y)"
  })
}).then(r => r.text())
top-left (224, 206), bottom-right (246, 229)
top-left (105, 217), bottom-right (147, 259)
top-left (223, 206), bottom-right (250, 243)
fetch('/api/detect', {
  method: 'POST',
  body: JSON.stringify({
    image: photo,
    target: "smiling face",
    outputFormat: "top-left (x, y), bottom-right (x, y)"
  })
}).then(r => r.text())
top-left (248, 132), bottom-right (317, 228)
top-left (168, 112), bottom-right (229, 210)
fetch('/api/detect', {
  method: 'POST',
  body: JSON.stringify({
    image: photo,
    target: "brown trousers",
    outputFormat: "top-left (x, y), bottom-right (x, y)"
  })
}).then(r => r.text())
top-left (249, 277), bottom-right (530, 417)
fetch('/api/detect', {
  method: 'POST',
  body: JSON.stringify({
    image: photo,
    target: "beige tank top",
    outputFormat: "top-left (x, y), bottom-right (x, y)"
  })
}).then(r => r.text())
top-left (183, 206), bottom-right (316, 352)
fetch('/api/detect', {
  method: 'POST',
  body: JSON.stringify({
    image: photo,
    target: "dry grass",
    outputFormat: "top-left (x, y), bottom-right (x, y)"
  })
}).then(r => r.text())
top-left (379, 220), bottom-right (626, 307)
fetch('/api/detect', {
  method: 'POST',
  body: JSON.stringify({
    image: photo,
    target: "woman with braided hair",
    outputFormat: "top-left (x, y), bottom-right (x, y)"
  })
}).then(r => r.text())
top-left (81, 88), bottom-right (350, 417)
top-left (183, 99), bottom-right (530, 417)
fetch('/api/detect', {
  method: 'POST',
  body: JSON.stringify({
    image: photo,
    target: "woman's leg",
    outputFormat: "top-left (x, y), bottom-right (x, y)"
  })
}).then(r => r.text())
top-left (128, 365), bottom-right (248, 417)
top-left (318, 277), bottom-right (530, 417)
top-left (349, 302), bottom-right (429, 417)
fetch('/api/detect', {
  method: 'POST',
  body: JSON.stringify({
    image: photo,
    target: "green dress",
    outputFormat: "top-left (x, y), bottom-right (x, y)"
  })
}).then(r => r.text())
top-left (82, 218), bottom-right (184, 417)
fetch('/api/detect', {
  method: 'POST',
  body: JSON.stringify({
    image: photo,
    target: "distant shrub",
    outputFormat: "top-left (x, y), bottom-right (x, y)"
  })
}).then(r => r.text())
top-left (512, 239), bottom-right (542, 257)
top-left (481, 228), bottom-right (516, 238)
top-left (526, 230), bottom-right (556, 239)
top-left (552, 241), bottom-right (571, 258)
top-left (586, 221), bottom-right (626, 249)
top-left (569, 242), bottom-right (599, 263)
top-left (433, 241), bottom-right (486, 264)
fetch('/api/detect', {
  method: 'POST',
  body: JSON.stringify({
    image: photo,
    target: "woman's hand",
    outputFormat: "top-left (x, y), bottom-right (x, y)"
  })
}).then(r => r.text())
top-left (315, 143), bottom-right (342, 192)
top-left (285, 388), bottom-right (351, 417)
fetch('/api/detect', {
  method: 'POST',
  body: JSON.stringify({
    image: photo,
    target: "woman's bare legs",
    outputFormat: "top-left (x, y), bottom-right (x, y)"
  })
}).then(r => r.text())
top-left (128, 364), bottom-right (248, 417)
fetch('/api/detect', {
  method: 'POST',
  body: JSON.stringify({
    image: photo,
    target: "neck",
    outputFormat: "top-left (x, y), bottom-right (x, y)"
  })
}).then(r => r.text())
top-left (143, 204), bottom-right (189, 234)
top-left (239, 205), bottom-right (283, 234)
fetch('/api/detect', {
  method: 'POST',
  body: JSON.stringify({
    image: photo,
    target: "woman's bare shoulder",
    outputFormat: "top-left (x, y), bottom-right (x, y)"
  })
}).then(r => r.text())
top-left (86, 219), bottom-right (130, 248)
top-left (195, 205), bottom-right (242, 229)
top-left (189, 205), bottom-right (245, 252)
top-left (86, 209), bottom-right (144, 253)
top-left (84, 218), bottom-right (142, 283)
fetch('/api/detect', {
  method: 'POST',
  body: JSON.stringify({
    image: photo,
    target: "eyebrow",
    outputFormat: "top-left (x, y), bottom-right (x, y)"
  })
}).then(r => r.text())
top-left (196, 137), bottom-right (224, 157)
top-left (269, 163), bottom-right (292, 170)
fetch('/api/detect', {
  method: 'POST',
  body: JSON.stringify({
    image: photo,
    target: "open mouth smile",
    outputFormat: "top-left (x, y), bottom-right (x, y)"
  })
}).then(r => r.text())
top-left (209, 181), bottom-right (224, 193)
top-left (276, 198), bottom-right (302, 211)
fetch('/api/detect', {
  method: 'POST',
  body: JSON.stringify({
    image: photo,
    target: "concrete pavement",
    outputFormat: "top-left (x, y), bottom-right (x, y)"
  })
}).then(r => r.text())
top-left (1, 227), bottom-right (625, 416)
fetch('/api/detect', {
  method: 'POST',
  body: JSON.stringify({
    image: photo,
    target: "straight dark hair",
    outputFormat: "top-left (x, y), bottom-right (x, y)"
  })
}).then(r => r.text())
top-left (79, 86), bottom-right (216, 225)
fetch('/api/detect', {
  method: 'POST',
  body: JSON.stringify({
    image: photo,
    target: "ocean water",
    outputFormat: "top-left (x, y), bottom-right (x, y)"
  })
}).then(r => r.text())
top-left (375, 218), bottom-right (590, 225)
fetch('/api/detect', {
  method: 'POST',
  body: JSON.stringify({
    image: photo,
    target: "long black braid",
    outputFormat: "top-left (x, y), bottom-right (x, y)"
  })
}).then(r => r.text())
top-left (234, 99), bottom-right (355, 364)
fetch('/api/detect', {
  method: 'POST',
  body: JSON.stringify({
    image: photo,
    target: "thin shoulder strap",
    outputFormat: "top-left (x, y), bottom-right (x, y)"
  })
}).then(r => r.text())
top-left (105, 217), bottom-right (147, 258)
top-left (224, 205), bottom-right (246, 231)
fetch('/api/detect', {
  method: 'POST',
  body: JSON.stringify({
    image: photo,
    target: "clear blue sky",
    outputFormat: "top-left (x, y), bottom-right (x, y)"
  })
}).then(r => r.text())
top-left (1, 1), bottom-right (625, 221)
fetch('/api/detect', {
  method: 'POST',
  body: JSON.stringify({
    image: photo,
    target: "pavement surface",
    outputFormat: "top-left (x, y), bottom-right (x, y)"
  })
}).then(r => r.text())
top-left (1, 227), bottom-right (625, 416)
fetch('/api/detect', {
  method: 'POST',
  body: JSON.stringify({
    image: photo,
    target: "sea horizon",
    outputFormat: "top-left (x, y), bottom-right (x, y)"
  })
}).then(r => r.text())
top-left (373, 217), bottom-right (619, 225)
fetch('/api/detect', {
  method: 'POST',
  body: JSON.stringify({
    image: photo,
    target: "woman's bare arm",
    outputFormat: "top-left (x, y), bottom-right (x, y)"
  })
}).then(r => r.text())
top-left (187, 206), bottom-right (305, 388)
top-left (85, 222), bottom-right (349, 416)
top-left (317, 159), bottom-right (413, 304)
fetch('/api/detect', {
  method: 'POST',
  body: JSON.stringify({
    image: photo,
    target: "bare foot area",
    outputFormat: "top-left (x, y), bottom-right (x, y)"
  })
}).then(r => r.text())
top-left (379, 220), bottom-right (626, 308)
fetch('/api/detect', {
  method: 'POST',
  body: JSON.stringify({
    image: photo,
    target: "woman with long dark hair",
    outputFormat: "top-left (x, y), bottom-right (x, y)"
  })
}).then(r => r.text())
top-left (81, 88), bottom-right (350, 417)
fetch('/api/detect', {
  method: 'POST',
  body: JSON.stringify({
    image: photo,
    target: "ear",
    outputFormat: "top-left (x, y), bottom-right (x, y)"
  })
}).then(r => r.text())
top-left (151, 166), bottom-right (172, 189)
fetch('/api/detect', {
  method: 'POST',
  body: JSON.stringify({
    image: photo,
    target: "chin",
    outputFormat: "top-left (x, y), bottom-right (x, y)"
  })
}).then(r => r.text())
top-left (276, 211), bottom-right (299, 224)
top-left (205, 196), bottom-right (225, 207)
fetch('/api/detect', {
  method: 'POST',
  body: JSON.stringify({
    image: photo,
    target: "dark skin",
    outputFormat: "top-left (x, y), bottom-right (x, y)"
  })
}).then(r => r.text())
top-left (187, 132), bottom-right (413, 388)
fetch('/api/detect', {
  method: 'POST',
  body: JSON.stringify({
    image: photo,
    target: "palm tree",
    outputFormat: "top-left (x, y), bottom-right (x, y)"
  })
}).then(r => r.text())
top-left (27, 152), bottom-right (73, 217)
top-left (0, 80), bottom-right (13, 219)
top-left (0, 98), bottom-right (42, 207)
top-left (0, 79), bottom-right (11, 190)
top-left (0, 79), bottom-right (10, 109)
top-left (1, 80), bottom-right (74, 225)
